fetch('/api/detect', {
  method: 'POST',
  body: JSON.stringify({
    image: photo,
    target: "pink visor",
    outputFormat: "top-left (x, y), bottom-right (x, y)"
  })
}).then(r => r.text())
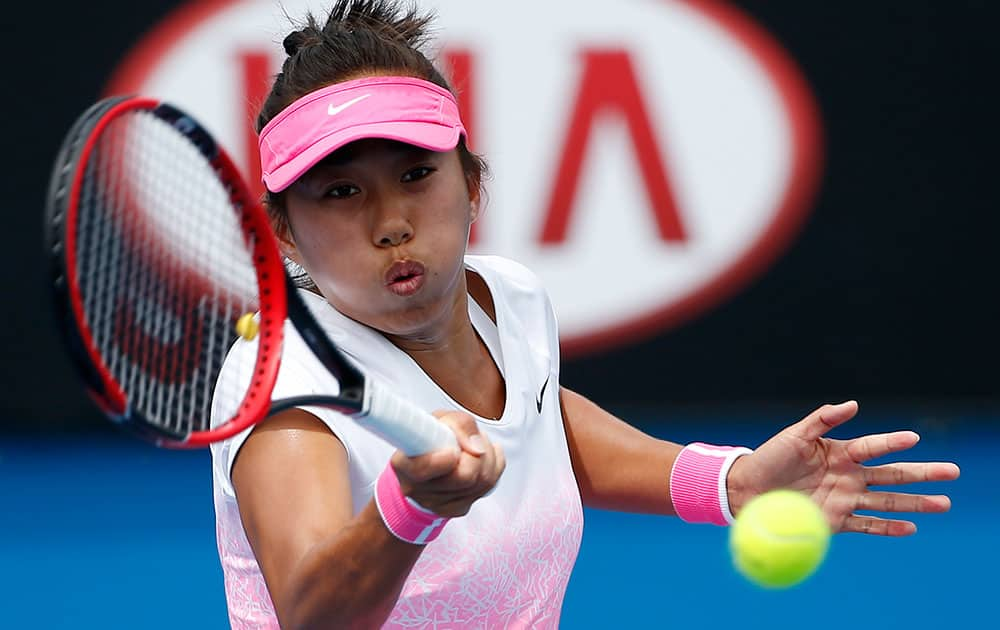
top-left (258, 76), bottom-right (467, 193)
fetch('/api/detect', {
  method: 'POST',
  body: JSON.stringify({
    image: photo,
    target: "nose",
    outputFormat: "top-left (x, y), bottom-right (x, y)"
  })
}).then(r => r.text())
top-left (376, 222), bottom-right (413, 247)
top-left (372, 199), bottom-right (414, 248)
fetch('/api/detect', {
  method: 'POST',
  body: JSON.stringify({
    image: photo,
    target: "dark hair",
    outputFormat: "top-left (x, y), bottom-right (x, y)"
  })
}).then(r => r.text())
top-left (259, 0), bottom-right (488, 241)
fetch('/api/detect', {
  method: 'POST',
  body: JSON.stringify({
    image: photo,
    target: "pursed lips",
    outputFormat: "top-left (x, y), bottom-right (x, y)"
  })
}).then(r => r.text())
top-left (384, 259), bottom-right (426, 297)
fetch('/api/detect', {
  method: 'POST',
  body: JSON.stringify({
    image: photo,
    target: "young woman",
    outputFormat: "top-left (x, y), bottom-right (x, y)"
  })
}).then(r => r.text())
top-left (209, 2), bottom-right (960, 628)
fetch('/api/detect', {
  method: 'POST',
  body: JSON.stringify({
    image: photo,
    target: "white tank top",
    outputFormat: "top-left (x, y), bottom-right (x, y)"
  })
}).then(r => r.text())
top-left (210, 255), bottom-right (583, 629)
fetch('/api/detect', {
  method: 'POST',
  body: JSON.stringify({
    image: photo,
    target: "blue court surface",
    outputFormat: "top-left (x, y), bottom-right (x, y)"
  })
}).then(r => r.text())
top-left (1, 408), bottom-right (993, 628)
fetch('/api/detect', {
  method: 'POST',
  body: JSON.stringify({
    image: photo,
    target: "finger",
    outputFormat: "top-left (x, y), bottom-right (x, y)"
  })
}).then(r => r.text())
top-left (416, 444), bottom-right (504, 498)
top-left (840, 515), bottom-right (917, 536)
top-left (392, 447), bottom-right (460, 483)
top-left (864, 462), bottom-right (962, 486)
top-left (472, 444), bottom-right (506, 500)
top-left (492, 443), bottom-right (507, 482)
top-left (425, 493), bottom-right (485, 518)
top-left (790, 401), bottom-right (859, 443)
top-left (436, 411), bottom-right (488, 456)
top-left (427, 453), bottom-right (505, 517)
top-left (845, 430), bottom-right (920, 463)
top-left (854, 491), bottom-right (952, 514)
top-left (424, 448), bottom-right (496, 494)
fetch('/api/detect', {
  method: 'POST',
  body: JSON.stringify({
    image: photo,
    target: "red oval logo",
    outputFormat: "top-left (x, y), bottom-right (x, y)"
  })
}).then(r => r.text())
top-left (106, 0), bottom-right (823, 357)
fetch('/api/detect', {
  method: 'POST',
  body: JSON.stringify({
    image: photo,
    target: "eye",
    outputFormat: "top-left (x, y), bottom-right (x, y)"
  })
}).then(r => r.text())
top-left (401, 166), bottom-right (435, 183)
top-left (323, 183), bottom-right (360, 199)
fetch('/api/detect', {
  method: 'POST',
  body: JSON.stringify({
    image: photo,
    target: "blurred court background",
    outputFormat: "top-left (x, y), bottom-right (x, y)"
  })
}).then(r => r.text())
top-left (2, 0), bottom-right (996, 627)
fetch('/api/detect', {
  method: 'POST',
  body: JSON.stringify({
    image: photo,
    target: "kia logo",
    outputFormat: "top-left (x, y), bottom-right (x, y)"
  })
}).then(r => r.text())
top-left (106, 0), bottom-right (823, 357)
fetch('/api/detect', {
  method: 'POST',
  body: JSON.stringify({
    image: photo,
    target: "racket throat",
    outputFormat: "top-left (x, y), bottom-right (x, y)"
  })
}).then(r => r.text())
top-left (339, 384), bottom-right (365, 406)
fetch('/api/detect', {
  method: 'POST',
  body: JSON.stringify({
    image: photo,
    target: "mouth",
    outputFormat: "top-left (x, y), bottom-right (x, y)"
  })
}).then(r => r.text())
top-left (384, 260), bottom-right (427, 297)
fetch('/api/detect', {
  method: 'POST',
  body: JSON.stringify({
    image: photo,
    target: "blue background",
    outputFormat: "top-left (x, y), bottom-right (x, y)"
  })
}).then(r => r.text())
top-left (4, 409), bottom-right (989, 629)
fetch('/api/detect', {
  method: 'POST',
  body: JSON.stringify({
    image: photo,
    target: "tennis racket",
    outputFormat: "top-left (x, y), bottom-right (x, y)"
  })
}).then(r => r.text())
top-left (44, 96), bottom-right (458, 453)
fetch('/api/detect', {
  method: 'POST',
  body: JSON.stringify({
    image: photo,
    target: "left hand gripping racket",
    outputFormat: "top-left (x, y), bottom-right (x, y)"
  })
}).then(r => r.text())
top-left (45, 96), bottom-right (458, 453)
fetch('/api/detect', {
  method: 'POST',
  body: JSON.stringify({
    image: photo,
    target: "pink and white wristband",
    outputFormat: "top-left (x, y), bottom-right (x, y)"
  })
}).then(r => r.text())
top-left (374, 463), bottom-right (449, 545)
top-left (670, 442), bottom-right (752, 525)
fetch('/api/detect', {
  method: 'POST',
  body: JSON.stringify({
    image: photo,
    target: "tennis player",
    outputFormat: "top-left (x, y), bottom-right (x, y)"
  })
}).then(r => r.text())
top-left (209, 1), bottom-right (960, 628)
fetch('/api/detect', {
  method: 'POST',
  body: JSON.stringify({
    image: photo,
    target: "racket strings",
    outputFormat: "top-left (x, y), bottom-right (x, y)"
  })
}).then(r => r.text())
top-left (74, 110), bottom-right (260, 436)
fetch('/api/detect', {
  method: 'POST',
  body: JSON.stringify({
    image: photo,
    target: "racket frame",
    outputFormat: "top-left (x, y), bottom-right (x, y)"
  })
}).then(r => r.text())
top-left (48, 96), bottom-right (456, 455)
top-left (46, 97), bottom-right (287, 447)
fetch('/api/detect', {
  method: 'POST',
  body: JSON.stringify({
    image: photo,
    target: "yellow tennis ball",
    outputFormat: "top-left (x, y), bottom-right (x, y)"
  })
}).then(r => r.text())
top-left (235, 313), bottom-right (259, 341)
top-left (729, 489), bottom-right (830, 589)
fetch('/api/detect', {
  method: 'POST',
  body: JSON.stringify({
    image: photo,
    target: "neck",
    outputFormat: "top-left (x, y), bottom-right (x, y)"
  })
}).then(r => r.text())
top-left (384, 271), bottom-right (474, 353)
top-left (385, 273), bottom-right (505, 420)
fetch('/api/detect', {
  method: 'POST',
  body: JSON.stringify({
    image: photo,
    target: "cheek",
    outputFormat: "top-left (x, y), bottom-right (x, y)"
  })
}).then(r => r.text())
top-left (422, 206), bottom-right (472, 256)
top-left (289, 217), bottom-right (363, 282)
top-left (429, 183), bottom-right (475, 233)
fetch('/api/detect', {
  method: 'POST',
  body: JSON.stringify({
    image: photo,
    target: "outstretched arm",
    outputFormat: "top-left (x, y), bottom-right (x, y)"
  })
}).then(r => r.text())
top-left (560, 388), bottom-right (960, 534)
top-left (560, 386), bottom-right (681, 514)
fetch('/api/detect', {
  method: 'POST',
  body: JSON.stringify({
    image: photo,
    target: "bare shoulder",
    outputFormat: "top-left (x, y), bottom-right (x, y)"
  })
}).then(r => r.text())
top-left (233, 409), bottom-right (350, 493)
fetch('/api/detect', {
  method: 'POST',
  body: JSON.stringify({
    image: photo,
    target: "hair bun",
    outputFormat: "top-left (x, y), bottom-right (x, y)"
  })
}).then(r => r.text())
top-left (282, 28), bottom-right (321, 56)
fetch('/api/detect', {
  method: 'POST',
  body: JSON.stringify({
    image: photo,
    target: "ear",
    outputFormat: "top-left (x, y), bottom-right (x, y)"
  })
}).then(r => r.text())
top-left (470, 195), bottom-right (482, 224)
top-left (466, 174), bottom-right (483, 223)
top-left (273, 218), bottom-right (304, 266)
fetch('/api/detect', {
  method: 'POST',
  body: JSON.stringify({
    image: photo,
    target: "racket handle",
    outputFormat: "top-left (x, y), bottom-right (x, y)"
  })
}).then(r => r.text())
top-left (359, 379), bottom-right (460, 456)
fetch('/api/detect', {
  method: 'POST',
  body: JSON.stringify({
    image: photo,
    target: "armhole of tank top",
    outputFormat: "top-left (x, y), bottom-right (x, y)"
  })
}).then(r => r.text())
top-left (469, 293), bottom-right (505, 379)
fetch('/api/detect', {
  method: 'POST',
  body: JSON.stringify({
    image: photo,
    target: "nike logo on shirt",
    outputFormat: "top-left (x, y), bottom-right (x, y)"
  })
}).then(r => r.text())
top-left (327, 94), bottom-right (372, 116)
top-left (536, 374), bottom-right (550, 413)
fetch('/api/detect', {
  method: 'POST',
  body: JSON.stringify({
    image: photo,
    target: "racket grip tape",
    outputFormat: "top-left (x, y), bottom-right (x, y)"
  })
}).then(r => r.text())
top-left (359, 379), bottom-right (460, 456)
